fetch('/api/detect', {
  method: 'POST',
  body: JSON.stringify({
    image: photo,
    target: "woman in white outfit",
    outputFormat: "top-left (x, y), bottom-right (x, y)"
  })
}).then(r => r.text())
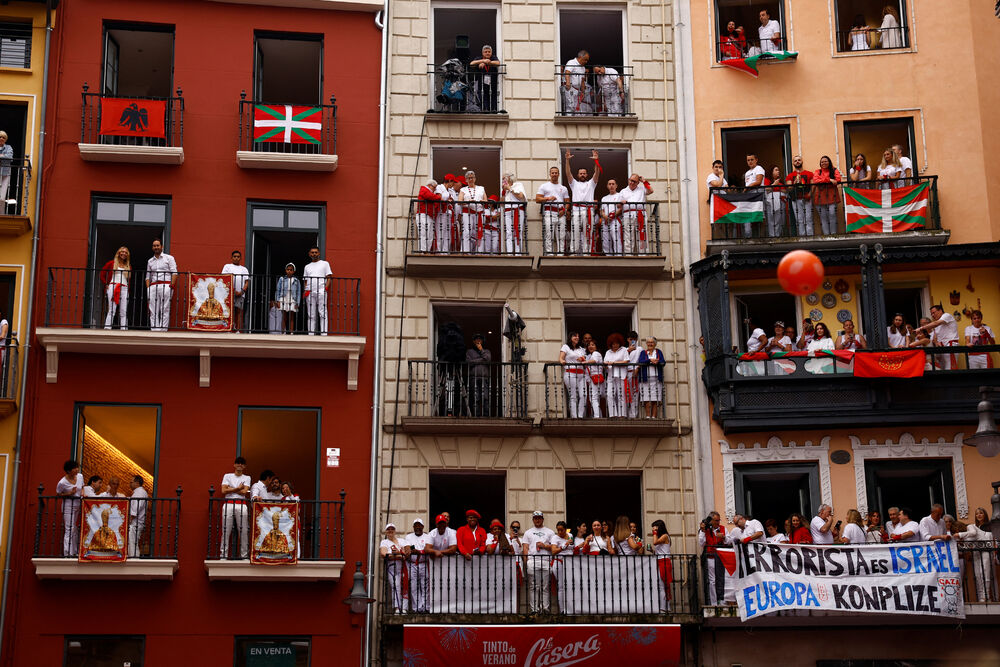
top-left (548, 521), bottom-right (575, 613)
top-left (879, 5), bottom-right (902, 49)
top-left (458, 170), bottom-right (487, 253)
top-left (102, 246), bottom-right (131, 330)
top-left (583, 340), bottom-right (604, 418)
top-left (849, 14), bottom-right (871, 51)
top-left (610, 515), bottom-right (641, 555)
top-left (649, 519), bottom-right (673, 612)
top-left (583, 520), bottom-right (610, 555)
top-left (603, 333), bottom-right (630, 418)
top-left (559, 332), bottom-right (588, 418)
top-left (379, 523), bottom-right (407, 613)
top-left (805, 322), bottom-right (836, 374)
top-left (957, 507), bottom-right (997, 602)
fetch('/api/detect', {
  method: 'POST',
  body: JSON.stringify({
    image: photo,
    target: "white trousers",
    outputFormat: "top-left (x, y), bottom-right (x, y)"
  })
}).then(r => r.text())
top-left (306, 291), bottom-right (328, 335)
top-left (128, 518), bottom-right (143, 557)
top-left (603, 218), bottom-right (621, 255)
top-left (461, 211), bottom-right (481, 253)
top-left (969, 353), bottom-right (990, 370)
top-left (415, 212), bottom-right (434, 252)
top-left (221, 502), bottom-right (249, 559)
top-left (542, 208), bottom-right (567, 255)
top-left (570, 206), bottom-right (594, 254)
top-left (386, 561), bottom-right (405, 612)
top-left (478, 226), bottom-right (500, 254)
top-left (563, 372), bottom-right (587, 418)
top-left (105, 283), bottom-right (129, 329)
top-left (435, 211), bottom-right (453, 253)
top-left (147, 283), bottom-right (172, 331)
top-left (407, 560), bottom-right (429, 612)
top-left (526, 556), bottom-right (550, 612)
top-left (587, 379), bottom-right (602, 417)
top-left (62, 500), bottom-right (80, 557)
top-left (622, 212), bottom-right (643, 255)
top-left (504, 208), bottom-right (523, 254)
top-left (607, 377), bottom-right (626, 417)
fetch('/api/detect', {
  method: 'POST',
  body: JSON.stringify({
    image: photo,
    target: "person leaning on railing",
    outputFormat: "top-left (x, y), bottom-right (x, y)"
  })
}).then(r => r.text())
top-left (501, 173), bottom-right (526, 255)
top-left (637, 337), bottom-right (666, 419)
top-left (467, 45), bottom-right (500, 113)
top-left (784, 155), bottom-right (813, 236)
top-left (719, 21), bottom-right (746, 60)
top-left (956, 507), bottom-right (997, 602)
top-left (603, 333), bottom-right (629, 418)
top-left (810, 156), bottom-right (842, 236)
top-left (915, 304), bottom-right (960, 370)
top-left (380, 523), bottom-right (407, 614)
top-left (0, 131), bottom-right (12, 203)
top-left (964, 309), bottom-right (995, 369)
top-left (415, 179), bottom-right (442, 253)
top-left (100, 247), bottom-right (132, 331)
top-left (559, 332), bottom-right (588, 419)
top-left (403, 518), bottom-right (431, 613)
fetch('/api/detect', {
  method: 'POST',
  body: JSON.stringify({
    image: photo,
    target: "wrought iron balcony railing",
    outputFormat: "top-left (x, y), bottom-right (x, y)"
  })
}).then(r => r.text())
top-left (405, 360), bottom-right (529, 419)
top-left (44, 267), bottom-right (361, 336)
top-left (555, 65), bottom-right (634, 117)
top-left (543, 361), bottom-right (669, 420)
top-left (33, 487), bottom-right (182, 560)
top-left (957, 540), bottom-right (1000, 607)
top-left (835, 25), bottom-right (911, 53)
top-left (540, 201), bottom-right (661, 256)
top-left (428, 62), bottom-right (506, 114)
top-left (238, 93), bottom-right (337, 156)
top-left (407, 199), bottom-right (527, 256)
top-left (0, 336), bottom-right (19, 402)
top-left (80, 84), bottom-right (184, 148)
top-left (0, 159), bottom-right (30, 217)
top-left (709, 176), bottom-right (939, 242)
top-left (206, 492), bottom-right (346, 561)
top-left (715, 35), bottom-right (789, 62)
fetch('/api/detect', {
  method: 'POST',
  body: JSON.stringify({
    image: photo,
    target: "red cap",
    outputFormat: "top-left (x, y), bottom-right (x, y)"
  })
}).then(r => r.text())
top-left (488, 195), bottom-right (499, 201)
top-left (490, 519), bottom-right (503, 529)
top-left (465, 509), bottom-right (481, 519)
top-left (444, 173), bottom-right (456, 182)
top-left (457, 175), bottom-right (467, 186)
top-left (435, 514), bottom-right (447, 524)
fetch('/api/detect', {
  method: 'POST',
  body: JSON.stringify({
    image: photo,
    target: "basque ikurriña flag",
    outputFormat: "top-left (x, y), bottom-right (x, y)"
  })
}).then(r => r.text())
top-left (711, 190), bottom-right (764, 226)
top-left (844, 182), bottom-right (929, 233)
top-left (253, 104), bottom-right (322, 144)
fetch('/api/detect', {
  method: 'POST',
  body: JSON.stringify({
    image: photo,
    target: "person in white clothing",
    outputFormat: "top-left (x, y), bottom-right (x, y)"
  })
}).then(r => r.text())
top-left (603, 333), bottom-right (630, 418)
top-left (380, 523), bottom-right (407, 613)
top-left (82, 475), bottom-right (106, 497)
top-left (626, 331), bottom-right (642, 418)
top-left (764, 519), bottom-right (788, 544)
top-left (250, 470), bottom-right (276, 502)
top-left (523, 511), bottom-right (556, 612)
top-left (221, 250), bottom-right (250, 332)
top-left (620, 173), bottom-right (653, 255)
top-left (810, 505), bottom-right (836, 544)
top-left (501, 173), bottom-right (526, 254)
top-left (404, 518), bottom-right (431, 612)
top-left (593, 65), bottom-right (623, 115)
top-left (757, 9), bottom-right (782, 53)
top-left (145, 239), bottom-right (177, 332)
top-left (887, 313), bottom-right (910, 348)
top-left (559, 332), bottom-right (588, 418)
top-left (705, 159), bottom-right (727, 191)
top-left (56, 459), bottom-right (84, 557)
top-left (892, 144), bottom-right (913, 182)
top-left (957, 507), bottom-right (996, 602)
top-left (458, 170), bottom-right (488, 253)
top-left (303, 247), bottom-right (333, 335)
top-left (424, 514), bottom-right (458, 559)
top-left (918, 504), bottom-right (951, 542)
top-left (746, 321), bottom-right (767, 353)
top-left (583, 339), bottom-right (603, 418)
top-left (434, 174), bottom-right (458, 253)
top-left (547, 521), bottom-right (575, 609)
top-left (564, 149), bottom-right (602, 255)
top-left (562, 50), bottom-right (592, 114)
top-left (536, 166), bottom-right (570, 255)
top-left (838, 510), bottom-right (867, 545)
top-left (128, 475), bottom-right (148, 558)
top-left (836, 319), bottom-right (868, 350)
top-left (916, 304), bottom-right (960, 370)
top-left (765, 320), bottom-right (792, 353)
top-left (964, 310), bottom-right (995, 369)
top-left (743, 154), bottom-right (765, 238)
top-left (106, 477), bottom-right (126, 498)
top-left (878, 5), bottom-right (902, 49)
top-left (102, 246), bottom-right (131, 330)
top-left (599, 179), bottom-right (623, 255)
top-left (734, 515), bottom-right (765, 544)
top-left (889, 508), bottom-right (920, 543)
top-left (220, 457), bottom-right (251, 559)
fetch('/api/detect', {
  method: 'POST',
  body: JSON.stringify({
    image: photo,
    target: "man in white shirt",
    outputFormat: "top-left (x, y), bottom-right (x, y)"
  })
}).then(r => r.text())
top-left (620, 173), bottom-right (653, 255)
top-left (458, 170), bottom-right (487, 253)
top-left (536, 166), bottom-right (570, 255)
top-left (250, 470), bottom-right (275, 502)
top-left (82, 475), bottom-right (106, 497)
top-left (916, 304), bottom-right (960, 370)
top-left (919, 504), bottom-right (951, 542)
top-left (564, 149), bottom-right (602, 255)
top-left (766, 320), bottom-right (792, 353)
top-left (434, 174), bottom-right (458, 253)
top-left (593, 65), bottom-right (623, 115)
top-left (404, 518), bottom-right (432, 612)
top-left (562, 50), bottom-right (592, 114)
top-left (746, 320), bottom-right (767, 353)
top-left (734, 514), bottom-right (765, 544)
top-left (56, 459), bottom-right (84, 557)
top-left (221, 250), bottom-right (250, 332)
top-left (810, 504), bottom-right (836, 544)
top-left (128, 475), bottom-right (149, 558)
top-left (303, 246), bottom-right (333, 336)
top-left (523, 510), bottom-right (556, 612)
top-left (706, 159), bottom-right (727, 191)
top-left (501, 173), bottom-right (526, 254)
top-left (424, 514), bottom-right (458, 557)
top-left (892, 144), bottom-right (913, 180)
top-left (964, 309), bottom-right (995, 369)
top-left (742, 154), bottom-right (765, 239)
top-left (145, 238), bottom-right (177, 332)
top-left (757, 9), bottom-right (782, 53)
top-left (599, 178), bottom-right (623, 256)
top-left (890, 508), bottom-right (920, 543)
top-left (885, 506), bottom-right (899, 535)
top-left (106, 477), bottom-right (126, 498)
top-left (220, 457), bottom-right (251, 559)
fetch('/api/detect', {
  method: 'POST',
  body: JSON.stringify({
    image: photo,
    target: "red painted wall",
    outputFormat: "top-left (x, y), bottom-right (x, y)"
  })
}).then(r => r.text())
top-left (4, 0), bottom-right (381, 664)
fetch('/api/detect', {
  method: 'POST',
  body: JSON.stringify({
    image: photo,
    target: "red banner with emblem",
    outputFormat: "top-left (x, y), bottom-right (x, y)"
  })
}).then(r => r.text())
top-left (99, 97), bottom-right (167, 138)
top-left (403, 625), bottom-right (680, 666)
top-left (853, 349), bottom-right (925, 378)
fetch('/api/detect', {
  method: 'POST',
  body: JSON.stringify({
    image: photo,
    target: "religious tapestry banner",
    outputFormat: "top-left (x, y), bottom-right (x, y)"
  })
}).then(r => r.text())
top-left (79, 498), bottom-right (128, 562)
top-left (187, 273), bottom-right (233, 332)
top-left (251, 501), bottom-right (298, 565)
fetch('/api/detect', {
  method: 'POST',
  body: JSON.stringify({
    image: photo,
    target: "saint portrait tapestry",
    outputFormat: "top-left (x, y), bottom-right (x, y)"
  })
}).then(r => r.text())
top-left (79, 498), bottom-right (129, 562)
top-left (188, 274), bottom-right (233, 332)
top-left (251, 501), bottom-right (299, 565)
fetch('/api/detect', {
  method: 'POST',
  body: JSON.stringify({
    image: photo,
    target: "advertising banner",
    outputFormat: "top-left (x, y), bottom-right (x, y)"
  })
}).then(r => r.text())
top-left (404, 624), bottom-right (680, 666)
top-left (79, 498), bottom-right (128, 562)
top-left (735, 540), bottom-right (965, 620)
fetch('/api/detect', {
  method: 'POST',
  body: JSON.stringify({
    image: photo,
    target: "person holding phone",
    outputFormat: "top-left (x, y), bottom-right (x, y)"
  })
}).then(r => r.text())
top-left (810, 505), bottom-right (837, 544)
top-left (796, 318), bottom-right (815, 350)
top-left (835, 319), bottom-right (867, 350)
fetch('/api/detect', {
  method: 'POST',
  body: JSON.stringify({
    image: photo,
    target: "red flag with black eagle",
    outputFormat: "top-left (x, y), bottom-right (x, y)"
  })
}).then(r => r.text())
top-left (99, 98), bottom-right (167, 138)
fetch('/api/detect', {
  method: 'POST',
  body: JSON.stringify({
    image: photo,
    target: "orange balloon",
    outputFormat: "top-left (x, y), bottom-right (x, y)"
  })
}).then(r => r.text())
top-left (777, 250), bottom-right (824, 296)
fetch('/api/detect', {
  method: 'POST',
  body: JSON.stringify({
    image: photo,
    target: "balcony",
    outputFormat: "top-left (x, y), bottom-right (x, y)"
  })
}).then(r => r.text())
top-left (426, 63), bottom-right (507, 119)
top-left (0, 337), bottom-right (20, 418)
top-left (540, 363), bottom-right (677, 437)
top-left (32, 487), bottom-right (181, 581)
top-left (401, 360), bottom-right (531, 436)
top-left (381, 553), bottom-right (700, 625)
top-left (706, 176), bottom-right (946, 254)
top-left (835, 23), bottom-right (911, 54)
top-left (704, 346), bottom-right (1000, 432)
top-left (236, 94), bottom-right (338, 171)
top-left (204, 493), bottom-right (346, 582)
top-left (78, 85), bottom-right (185, 165)
top-left (0, 159), bottom-right (31, 235)
top-left (38, 267), bottom-right (365, 389)
top-left (403, 199), bottom-right (532, 277)
top-left (554, 66), bottom-right (636, 122)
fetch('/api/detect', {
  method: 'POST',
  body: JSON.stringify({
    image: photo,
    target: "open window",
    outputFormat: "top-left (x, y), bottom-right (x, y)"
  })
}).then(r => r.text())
top-left (714, 0), bottom-right (785, 61)
top-left (844, 117), bottom-right (917, 179)
top-left (864, 458), bottom-right (955, 520)
top-left (432, 6), bottom-right (499, 64)
top-left (239, 408), bottom-right (320, 501)
top-left (566, 471), bottom-right (641, 529)
top-left (834, 0), bottom-right (908, 52)
top-left (563, 303), bottom-right (635, 354)
top-left (561, 146), bottom-right (630, 202)
top-left (881, 284), bottom-right (928, 332)
top-left (0, 20), bottom-right (31, 69)
top-left (234, 637), bottom-right (311, 667)
top-left (432, 302), bottom-right (505, 363)
top-left (558, 8), bottom-right (625, 68)
top-left (65, 636), bottom-right (144, 667)
top-left (731, 291), bottom-right (797, 352)
top-left (254, 32), bottom-right (322, 105)
top-left (74, 404), bottom-right (159, 496)
top-left (734, 462), bottom-right (820, 524)
top-left (720, 125), bottom-right (790, 188)
top-left (102, 23), bottom-right (174, 98)
top-left (430, 6), bottom-right (501, 113)
top-left (431, 145), bottom-right (501, 198)
top-left (429, 471), bottom-right (506, 531)
top-left (557, 9), bottom-right (629, 116)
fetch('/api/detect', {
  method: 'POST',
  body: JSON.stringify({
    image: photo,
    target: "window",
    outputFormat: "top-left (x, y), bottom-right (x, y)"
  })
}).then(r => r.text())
top-left (557, 9), bottom-right (629, 116)
top-left (720, 125), bottom-right (790, 188)
top-left (234, 637), bottom-right (310, 667)
top-left (881, 284), bottom-right (928, 333)
top-left (65, 636), bottom-right (144, 667)
top-left (74, 404), bottom-right (159, 495)
top-left (102, 23), bottom-right (174, 98)
top-left (834, 0), bottom-right (908, 52)
top-left (565, 472), bottom-right (641, 529)
top-left (430, 6), bottom-right (501, 113)
top-left (254, 32), bottom-right (322, 105)
top-left (733, 463), bottom-right (820, 524)
top-left (433, 302), bottom-right (505, 362)
top-left (431, 145), bottom-right (501, 198)
top-left (864, 458), bottom-right (955, 520)
top-left (561, 146), bottom-right (630, 201)
top-left (0, 20), bottom-right (31, 69)
top-left (429, 471), bottom-right (505, 531)
top-left (564, 303), bottom-right (635, 353)
top-left (238, 408), bottom-right (321, 501)
top-left (432, 6), bottom-right (498, 64)
top-left (732, 291), bottom-right (797, 352)
top-left (844, 117), bottom-right (917, 179)
top-left (714, 0), bottom-right (785, 61)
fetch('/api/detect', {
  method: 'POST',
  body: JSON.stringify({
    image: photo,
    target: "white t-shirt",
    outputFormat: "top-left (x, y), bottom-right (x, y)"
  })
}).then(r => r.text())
top-left (564, 58), bottom-right (587, 88)
top-left (523, 526), bottom-right (556, 555)
top-left (744, 165), bottom-right (765, 187)
top-left (898, 155), bottom-right (913, 176)
top-left (460, 185), bottom-right (487, 203)
top-left (569, 178), bottom-right (597, 203)
top-left (221, 264), bottom-right (249, 295)
top-left (620, 183), bottom-right (648, 205)
top-left (434, 183), bottom-right (455, 203)
top-left (796, 332), bottom-right (814, 351)
top-left (919, 515), bottom-right (947, 541)
top-left (746, 327), bottom-right (767, 353)
top-left (505, 182), bottom-right (526, 204)
top-left (250, 480), bottom-right (269, 500)
top-left (600, 192), bottom-right (622, 219)
top-left (485, 532), bottom-right (513, 550)
top-left (965, 324), bottom-right (994, 346)
top-left (768, 335), bottom-right (792, 350)
top-left (428, 527), bottom-right (457, 551)
top-left (586, 351), bottom-right (603, 381)
top-left (878, 165), bottom-right (902, 183)
top-left (892, 520), bottom-right (921, 543)
top-left (706, 172), bottom-right (728, 189)
top-left (936, 312), bottom-right (959, 344)
top-left (380, 538), bottom-right (404, 555)
top-left (596, 67), bottom-right (619, 94)
top-left (810, 516), bottom-right (833, 544)
top-left (742, 519), bottom-right (765, 543)
top-left (537, 181), bottom-right (569, 205)
top-left (807, 337), bottom-right (835, 353)
top-left (405, 531), bottom-right (433, 555)
top-left (560, 344), bottom-right (586, 366)
top-left (728, 526), bottom-right (744, 545)
top-left (766, 532), bottom-right (788, 544)
top-left (56, 473), bottom-right (84, 497)
top-left (604, 346), bottom-right (630, 378)
top-left (549, 534), bottom-right (574, 555)
top-left (222, 473), bottom-right (251, 500)
top-left (887, 327), bottom-right (908, 347)
top-left (841, 523), bottom-right (866, 545)
top-left (303, 260), bottom-right (333, 294)
top-left (758, 19), bottom-right (781, 52)
top-left (129, 486), bottom-right (149, 524)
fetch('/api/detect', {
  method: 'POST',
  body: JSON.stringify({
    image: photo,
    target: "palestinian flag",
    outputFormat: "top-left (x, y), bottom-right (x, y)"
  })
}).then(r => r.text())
top-left (845, 182), bottom-right (929, 233)
top-left (711, 190), bottom-right (764, 226)
top-left (720, 50), bottom-right (798, 78)
top-left (253, 104), bottom-right (322, 144)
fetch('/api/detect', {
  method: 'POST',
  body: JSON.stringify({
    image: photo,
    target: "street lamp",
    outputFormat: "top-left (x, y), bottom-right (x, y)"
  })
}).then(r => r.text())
top-left (963, 386), bottom-right (1000, 458)
top-left (343, 561), bottom-right (375, 615)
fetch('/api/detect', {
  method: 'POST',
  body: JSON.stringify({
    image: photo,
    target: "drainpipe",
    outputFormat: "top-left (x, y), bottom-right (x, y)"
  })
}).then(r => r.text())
top-left (0, 0), bottom-right (52, 657)
top-left (364, 2), bottom-right (389, 666)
